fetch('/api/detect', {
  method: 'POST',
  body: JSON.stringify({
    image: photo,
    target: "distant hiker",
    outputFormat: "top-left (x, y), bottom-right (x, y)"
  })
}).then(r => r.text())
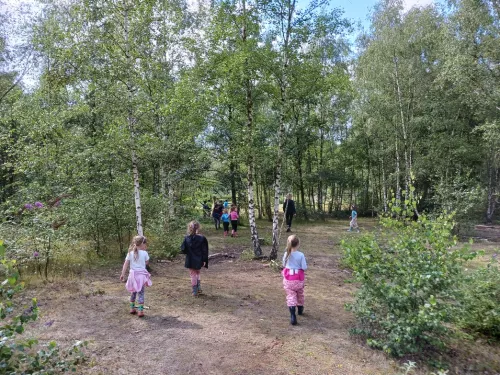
top-left (180, 221), bottom-right (209, 297)
top-left (229, 205), bottom-right (239, 237)
top-left (201, 201), bottom-right (210, 217)
top-left (348, 204), bottom-right (360, 233)
top-left (212, 203), bottom-right (222, 230)
top-left (223, 199), bottom-right (229, 209)
top-left (221, 209), bottom-right (230, 237)
top-left (283, 193), bottom-right (297, 232)
top-left (120, 235), bottom-right (152, 317)
top-left (282, 234), bottom-right (307, 325)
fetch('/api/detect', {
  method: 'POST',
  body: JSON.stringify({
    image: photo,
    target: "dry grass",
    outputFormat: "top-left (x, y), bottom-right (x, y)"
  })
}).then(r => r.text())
top-left (20, 218), bottom-right (500, 375)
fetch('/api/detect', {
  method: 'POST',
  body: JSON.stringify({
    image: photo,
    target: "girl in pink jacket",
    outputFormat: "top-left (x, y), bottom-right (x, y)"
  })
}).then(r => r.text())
top-left (229, 206), bottom-right (239, 237)
top-left (120, 235), bottom-right (152, 317)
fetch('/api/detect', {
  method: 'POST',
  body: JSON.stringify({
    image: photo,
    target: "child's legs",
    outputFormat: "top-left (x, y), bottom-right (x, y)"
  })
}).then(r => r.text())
top-left (231, 220), bottom-right (238, 232)
top-left (189, 268), bottom-right (200, 286)
top-left (283, 279), bottom-right (298, 307)
top-left (351, 218), bottom-right (358, 228)
top-left (296, 286), bottom-right (305, 306)
top-left (130, 291), bottom-right (137, 302)
top-left (137, 286), bottom-right (145, 305)
top-left (223, 222), bottom-right (229, 231)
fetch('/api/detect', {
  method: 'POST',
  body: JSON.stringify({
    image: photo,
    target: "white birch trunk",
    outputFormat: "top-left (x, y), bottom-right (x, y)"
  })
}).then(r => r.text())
top-left (393, 55), bottom-right (412, 195)
top-left (242, 0), bottom-right (261, 257)
top-left (124, 5), bottom-right (143, 236)
top-left (270, 0), bottom-right (296, 260)
top-left (131, 148), bottom-right (143, 236)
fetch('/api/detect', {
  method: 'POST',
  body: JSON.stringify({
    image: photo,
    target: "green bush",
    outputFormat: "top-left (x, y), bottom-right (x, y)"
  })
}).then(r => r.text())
top-left (341, 195), bottom-right (476, 356)
top-left (457, 261), bottom-right (500, 338)
top-left (0, 240), bottom-right (86, 374)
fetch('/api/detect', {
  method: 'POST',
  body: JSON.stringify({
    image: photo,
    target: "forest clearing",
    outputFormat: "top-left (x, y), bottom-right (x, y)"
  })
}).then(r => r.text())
top-left (16, 219), bottom-right (500, 375)
top-left (1, 0), bottom-right (499, 373)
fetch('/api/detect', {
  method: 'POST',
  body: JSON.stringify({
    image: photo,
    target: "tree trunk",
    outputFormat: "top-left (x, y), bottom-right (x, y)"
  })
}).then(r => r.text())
top-left (381, 152), bottom-right (388, 213)
top-left (264, 186), bottom-right (272, 221)
top-left (485, 160), bottom-right (499, 223)
top-left (124, 6), bottom-right (143, 236)
top-left (393, 54), bottom-right (412, 197)
top-left (242, 0), bottom-right (261, 257)
top-left (256, 176), bottom-right (262, 219)
top-left (297, 146), bottom-right (307, 220)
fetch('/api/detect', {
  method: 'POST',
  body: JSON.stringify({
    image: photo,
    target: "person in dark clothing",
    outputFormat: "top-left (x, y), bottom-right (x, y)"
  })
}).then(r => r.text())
top-left (212, 203), bottom-right (222, 229)
top-left (180, 221), bottom-right (209, 296)
top-left (283, 193), bottom-right (297, 232)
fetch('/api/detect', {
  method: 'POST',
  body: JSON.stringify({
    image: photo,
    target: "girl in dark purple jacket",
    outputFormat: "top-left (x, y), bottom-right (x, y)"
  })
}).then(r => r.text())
top-left (181, 221), bottom-right (209, 296)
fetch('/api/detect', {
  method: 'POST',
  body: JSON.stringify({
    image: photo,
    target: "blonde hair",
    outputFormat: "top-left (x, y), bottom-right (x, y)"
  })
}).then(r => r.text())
top-left (129, 235), bottom-right (147, 261)
top-left (187, 220), bottom-right (200, 236)
top-left (223, 209), bottom-right (228, 214)
top-left (284, 234), bottom-right (300, 265)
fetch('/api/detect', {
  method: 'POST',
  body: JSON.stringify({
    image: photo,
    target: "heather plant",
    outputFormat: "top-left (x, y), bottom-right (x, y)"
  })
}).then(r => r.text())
top-left (342, 191), bottom-right (477, 356)
top-left (0, 240), bottom-right (87, 373)
top-left (457, 257), bottom-right (500, 338)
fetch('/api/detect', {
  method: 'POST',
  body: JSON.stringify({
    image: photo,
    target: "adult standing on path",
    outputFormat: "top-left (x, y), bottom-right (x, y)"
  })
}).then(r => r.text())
top-left (283, 193), bottom-right (296, 232)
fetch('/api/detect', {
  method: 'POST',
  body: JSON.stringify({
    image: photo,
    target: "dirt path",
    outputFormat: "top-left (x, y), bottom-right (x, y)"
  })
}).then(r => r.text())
top-left (24, 219), bottom-right (500, 375)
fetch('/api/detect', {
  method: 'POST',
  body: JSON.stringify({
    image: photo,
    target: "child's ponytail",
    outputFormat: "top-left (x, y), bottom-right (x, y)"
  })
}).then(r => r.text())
top-left (129, 235), bottom-right (146, 261)
top-left (284, 234), bottom-right (300, 266)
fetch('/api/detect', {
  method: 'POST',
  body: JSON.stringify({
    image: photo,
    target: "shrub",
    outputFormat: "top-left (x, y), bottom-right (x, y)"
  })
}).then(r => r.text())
top-left (457, 260), bottom-right (500, 338)
top-left (0, 240), bottom-right (86, 374)
top-left (341, 195), bottom-right (476, 356)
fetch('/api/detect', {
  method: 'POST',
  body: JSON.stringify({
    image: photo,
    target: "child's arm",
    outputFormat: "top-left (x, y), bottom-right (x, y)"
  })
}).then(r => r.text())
top-left (202, 237), bottom-right (209, 268)
top-left (120, 260), bottom-right (130, 281)
top-left (301, 255), bottom-right (308, 271)
top-left (180, 237), bottom-right (187, 254)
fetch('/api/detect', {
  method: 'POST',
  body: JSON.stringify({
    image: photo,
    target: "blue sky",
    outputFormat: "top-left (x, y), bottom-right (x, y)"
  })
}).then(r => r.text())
top-left (330, 0), bottom-right (435, 30)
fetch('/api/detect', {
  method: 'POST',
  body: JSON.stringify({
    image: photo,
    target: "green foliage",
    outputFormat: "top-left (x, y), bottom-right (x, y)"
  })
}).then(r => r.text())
top-left (0, 240), bottom-right (87, 374)
top-left (457, 260), bottom-right (500, 338)
top-left (268, 259), bottom-right (282, 272)
top-left (342, 195), bottom-right (477, 356)
top-left (240, 249), bottom-right (255, 261)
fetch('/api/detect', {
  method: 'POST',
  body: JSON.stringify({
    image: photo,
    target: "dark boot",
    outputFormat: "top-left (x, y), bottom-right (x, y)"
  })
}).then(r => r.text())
top-left (297, 306), bottom-right (304, 315)
top-left (192, 285), bottom-right (198, 297)
top-left (289, 306), bottom-right (297, 325)
top-left (197, 280), bottom-right (203, 294)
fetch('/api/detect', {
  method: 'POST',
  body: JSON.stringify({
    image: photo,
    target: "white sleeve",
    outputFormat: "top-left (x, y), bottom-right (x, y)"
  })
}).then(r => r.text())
top-left (282, 252), bottom-right (287, 268)
top-left (125, 252), bottom-right (130, 261)
top-left (301, 254), bottom-right (308, 271)
top-left (145, 251), bottom-right (150, 261)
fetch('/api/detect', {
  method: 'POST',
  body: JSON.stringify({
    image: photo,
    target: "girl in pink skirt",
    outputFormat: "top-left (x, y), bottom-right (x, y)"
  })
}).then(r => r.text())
top-left (120, 235), bottom-right (152, 317)
top-left (282, 234), bottom-right (307, 325)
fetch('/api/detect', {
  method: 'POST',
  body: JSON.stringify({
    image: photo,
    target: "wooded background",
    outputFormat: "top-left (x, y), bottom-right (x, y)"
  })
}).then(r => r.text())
top-left (0, 0), bottom-right (498, 259)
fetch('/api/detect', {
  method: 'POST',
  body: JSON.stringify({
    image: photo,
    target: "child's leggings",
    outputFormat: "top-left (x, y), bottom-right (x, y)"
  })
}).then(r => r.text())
top-left (283, 279), bottom-right (304, 307)
top-left (189, 268), bottom-right (201, 287)
top-left (231, 220), bottom-right (238, 232)
top-left (213, 217), bottom-right (220, 229)
top-left (223, 221), bottom-right (229, 231)
top-left (350, 217), bottom-right (358, 228)
top-left (130, 286), bottom-right (145, 304)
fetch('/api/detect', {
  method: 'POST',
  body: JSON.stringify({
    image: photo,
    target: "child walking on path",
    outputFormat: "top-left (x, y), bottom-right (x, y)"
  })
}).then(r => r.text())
top-left (221, 209), bottom-right (230, 237)
top-left (180, 221), bottom-right (209, 296)
top-left (212, 203), bottom-right (222, 230)
top-left (229, 206), bottom-right (239, 237)
top-left (282, 234), bottom-right (307, 325)
top-left (120, 235), bottom-right (152, 317)
top-left (348, 204), bottom-right (360, 232)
